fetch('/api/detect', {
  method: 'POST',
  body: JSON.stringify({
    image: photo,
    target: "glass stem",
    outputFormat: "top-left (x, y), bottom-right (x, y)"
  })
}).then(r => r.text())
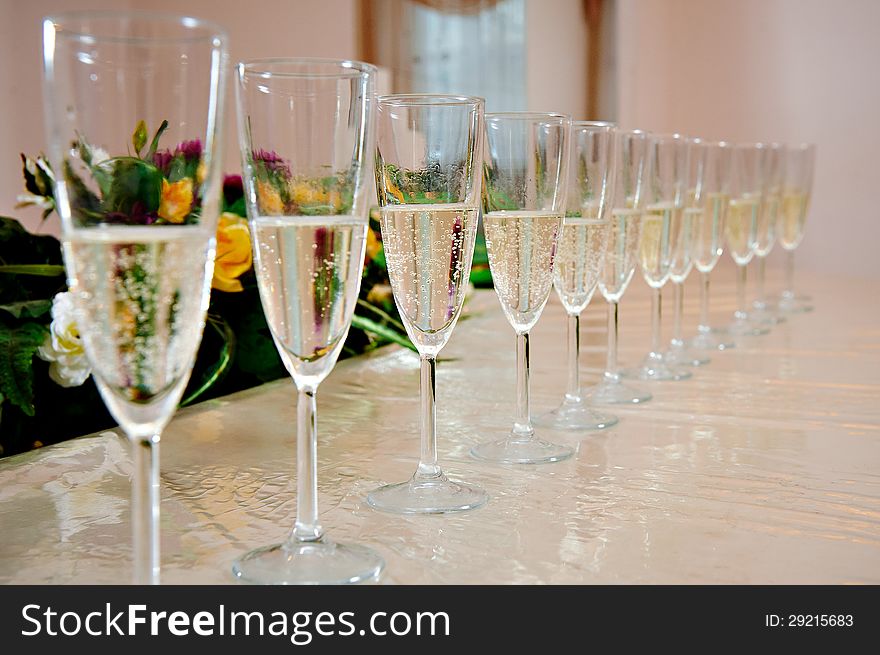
top-left (784, 249), bottom-right (795, 300)
top-left (131, 434), bottom-right (160, 585)
top-left (672, 281), bottom-right (684, 347)
top-left (416, 355), bottom-right (441, 479)
top-left (651, 287), bottom-right (662, 355)
top-left (292, 386), bottom-right (323, 543)
top-left (699, 271), bottom-right (711, 332)
top-left (565, 313), bottom-right (580, 401)
top-left (513, 331), bottom-right (534, 439)
top-left (605, 300), bottom-right (619, 379)
top-left (736, 264), bottom-right (747, 319)
top-left (756, 257), bottom-right (766, 307)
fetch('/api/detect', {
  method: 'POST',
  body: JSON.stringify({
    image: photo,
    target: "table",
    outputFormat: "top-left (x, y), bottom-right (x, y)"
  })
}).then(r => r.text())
top-left (1, 266), bottom-right (879, 584)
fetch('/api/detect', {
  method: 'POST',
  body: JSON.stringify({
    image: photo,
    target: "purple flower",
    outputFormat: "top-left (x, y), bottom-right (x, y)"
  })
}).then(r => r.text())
top-left (252, 148), bottom-right (291, 178)
top-left (152, 150), bottom-right (173, 175)
top-left (223, 174), bottom-right (244, 205)
top-left (175, 139), bottom-right (202, 161)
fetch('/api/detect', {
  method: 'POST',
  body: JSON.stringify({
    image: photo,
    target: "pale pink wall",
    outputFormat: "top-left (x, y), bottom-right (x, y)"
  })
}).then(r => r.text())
top-left (616, 0), bottom-right (880, 280)
top-left (0, 0), bottom-right (359, 234)
top-left (526, 0), bottom-right (589, 118)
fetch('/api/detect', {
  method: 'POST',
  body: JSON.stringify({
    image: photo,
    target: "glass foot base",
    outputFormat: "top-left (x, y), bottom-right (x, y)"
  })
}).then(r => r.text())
top-left (233, 539), bottom-right (384, 585)
top-left (778, 297), bottom-right (814, 314)
top-left (690, 330), bottom-right (735, 351)
top-left (367, 475), bottom-right (488, 515)
top-left (750, 305), bottom-right (786, 325)
top-left (726, 320), bottom-right (771, 337)
top-left (471, 435), bottom-right (573, 464)
top-left (622, 354), bottom-right (692, 381)
top-left (583, 378), bottom-right (652, 405)
top-left (535, 397), bottom-right (619, 431)
top-left (665, 345), bottom-right (711, 367)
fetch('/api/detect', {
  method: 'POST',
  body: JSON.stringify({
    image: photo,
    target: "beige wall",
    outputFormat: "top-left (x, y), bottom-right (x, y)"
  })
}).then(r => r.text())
top-left (0, 0), bottom-right (358, 233)
top-left (616, 0), bottom-right (880, 280)
top-left (526, 0), bottom-right (589, 118)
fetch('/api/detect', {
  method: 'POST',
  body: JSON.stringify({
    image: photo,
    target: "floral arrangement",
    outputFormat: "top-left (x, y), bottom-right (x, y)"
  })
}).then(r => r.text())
top-left (0, 121), bottom-right (427, 458)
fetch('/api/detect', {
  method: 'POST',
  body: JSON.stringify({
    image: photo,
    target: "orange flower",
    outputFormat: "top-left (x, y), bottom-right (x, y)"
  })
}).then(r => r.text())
top-left (256, 179), bottom-right (284, 214)
top-left (212, 212), bottom-right (253, 293)
top-left (158, 178), bottom-right (194, 223)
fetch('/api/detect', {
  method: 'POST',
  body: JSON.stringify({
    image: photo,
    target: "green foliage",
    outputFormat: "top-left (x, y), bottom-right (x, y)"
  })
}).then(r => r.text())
top-left (0, 299), bottom-right (52, 319)
top-left (0, 320), bottom-right (47, 416)
top-left (95, 157), bottom-right (162, 215)
top-left (145, 120), bottom-right (169, 161)
top-left (132, 120), bottom-right (148, 156)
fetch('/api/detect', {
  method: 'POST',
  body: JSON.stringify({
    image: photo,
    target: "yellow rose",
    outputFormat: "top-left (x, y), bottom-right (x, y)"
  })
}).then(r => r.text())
top-left (256, 179), bottom-right (284, 214)
top-left (212, 212), bottom-right (253, 293)
top-left (292, 181), bottom-right (331, 208)
top-left (364, 227), bottom-right (382, 265)
top-left (158, 178), bottom-right (194, 223)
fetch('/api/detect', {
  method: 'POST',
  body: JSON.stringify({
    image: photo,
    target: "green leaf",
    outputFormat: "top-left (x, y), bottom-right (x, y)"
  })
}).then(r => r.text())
top-left (96, 157), bottom-right (162, 214)
top-left (0, 321), bottom-right (47, 416)
top-left (0, 299), bottom-right (52, 319)
top-left (64, 160), bottom-right (103, 216)
top-left (350, 314), bottom-right (416, 352)
top-left (224, 196), bottom-right (246, 217)
top-left (180, 316), bottom-right (234, 407)
top-left (0, 264), bottom-right (65, 277)
top-left (355, 298), bottom-right (406, 333)
top-left (132, 120), bottom-right (148, 156)
top-left (145, 120), bottom-right (169, 160)
top-left (469, 266), bottom-right (493, 287)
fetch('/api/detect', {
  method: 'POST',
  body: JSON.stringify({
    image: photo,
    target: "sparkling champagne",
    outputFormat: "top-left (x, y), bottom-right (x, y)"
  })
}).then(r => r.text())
top-left (779, 191), bottom-right (809, 250)
top-left (380, 203), bottom-right (479, 354)
top-left (553, 208), bottom-right (610, 315)
top-left (726, 195), bottom-right (760, 265)
top-left (252, 215), bottom-right (367, 384)
top-left (65, 225), bottom-right (214, 429)
top-left (639, 203), bottom-right (674, 288)
top-left (693, 192), bottom-right (729, 273)
top-left (669, 207), bottom-right (699, 283)
top-left (599, 208), bottom-right (641, 303)
top-left (755, 192), bottom-right (780, 257)
top-left (484, 210), bottom-right (563, 333)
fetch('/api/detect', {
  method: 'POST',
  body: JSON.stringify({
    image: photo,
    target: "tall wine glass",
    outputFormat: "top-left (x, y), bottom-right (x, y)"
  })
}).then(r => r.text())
top-left (233, 59), bottom-right (384, 584)
top-left (666, 137), bottom-right (710, 367)
top-left (367, 95), bottom-right (488, 513)
top-left (584, 129), bottom-right (653, 405)
top-left (471, 112), bottom-right (574, 464)
top-left (750, 142), bottom-right (786, 325)
top-left (42, 12), bottom-right (227, 585)
top-left (690, 141), bottom-right (735, 352)
top-left (725, 143), bottom-right (770, 337)
top-left (537, 121), bottom-right (618, 431)
top-left (777, 143), bottom-right (817, 313)
top-left (626, 133), bottom-right (692, 381)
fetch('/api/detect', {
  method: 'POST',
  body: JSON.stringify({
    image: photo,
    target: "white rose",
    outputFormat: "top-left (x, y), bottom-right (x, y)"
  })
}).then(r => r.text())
top-left (37, 291), bottom-right (92, 388)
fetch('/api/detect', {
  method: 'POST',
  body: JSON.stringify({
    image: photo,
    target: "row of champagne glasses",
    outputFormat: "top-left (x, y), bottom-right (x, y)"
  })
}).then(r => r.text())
top-left (43, 11), bottom-right (816, 585)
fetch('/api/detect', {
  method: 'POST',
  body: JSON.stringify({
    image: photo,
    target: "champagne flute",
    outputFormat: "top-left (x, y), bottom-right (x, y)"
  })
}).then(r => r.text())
top-left (626, 133), bottom-right (692, 381)
top-left (690, 141), bottom-right (736, 352)
top-left (750, 142), bottom-right (786, 325)
top-left (367, 95), bottom-right (488, 514)
top-left (233, 59), bottom-right (384, 583)
top-left (42, 12), bottom-right (227, 584)
top-left (777, 143), bottom-right (817, 313)
top-left (725, 143), bottom-right (770, 337)
top-left (666, 137), bottom-right (711, 367)
top-left (583, 129), bottom-right (653, 405)
top-left (471, 112), bottom-right (574, 464)
top-left (537, 121), bottom-right (618, 431)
